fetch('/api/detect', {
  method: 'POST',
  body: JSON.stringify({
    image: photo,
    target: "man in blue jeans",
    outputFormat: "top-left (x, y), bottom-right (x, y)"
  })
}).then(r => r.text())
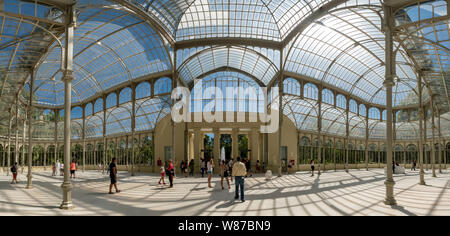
top-left (232, 157), bottom-right (247, 202)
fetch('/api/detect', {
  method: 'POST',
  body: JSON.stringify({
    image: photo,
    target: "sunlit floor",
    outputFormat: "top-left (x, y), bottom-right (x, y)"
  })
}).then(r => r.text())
top-left (0, 168), bottom-right (449, 216)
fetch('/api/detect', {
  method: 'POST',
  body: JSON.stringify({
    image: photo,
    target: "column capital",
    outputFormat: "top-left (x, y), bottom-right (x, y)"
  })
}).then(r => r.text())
top-left (62, 70), bottom-right (75, 82)
top-left (383, 79), bottom-right (395, 88)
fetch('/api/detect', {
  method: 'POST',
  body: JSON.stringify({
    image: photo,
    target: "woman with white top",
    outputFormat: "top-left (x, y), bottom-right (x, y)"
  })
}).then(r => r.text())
top-left (207, 158), bottom-right (214, 188)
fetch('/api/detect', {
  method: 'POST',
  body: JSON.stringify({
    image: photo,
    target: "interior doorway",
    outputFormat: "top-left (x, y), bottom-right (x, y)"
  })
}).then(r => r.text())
top-left (239, 134), bottom-right (249, 160)
top-left (220, 134), bottom-right (232, 161)
top-left (203, 134), bottom-right (214, 161)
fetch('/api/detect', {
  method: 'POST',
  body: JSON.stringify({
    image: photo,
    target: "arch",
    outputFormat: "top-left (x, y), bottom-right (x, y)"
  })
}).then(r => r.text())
top-left (284, 78), bottom-right (301, 96)
top-left (304, 83), bottom-right (319, 100)
top-left (336, 94), bottom-right (347, 109)
top-left (369, 107), bottom-right (380, 120)
top-left (106, 106), bottom-right (132, 136)
top-left (94, 98), bottom-right (104, 114)
top-left (86, 115), bottom-right (104, 139)
top-left (136, 81), bottom-right (152, 99)
top-left (349, 99), bottom-right (358, 114)
top-left (154, 77), bottom-right (172, 95)
top-left (119, 87), bottom-right (132, 104)
top-left (322, 89), bottom-right (335, 105)
top-left (106, 93), bottom-right (118, 109)
top-left (71, 107), bottom-right (83, 120)
top-left (177, 46), bottom-right (279, 86)
top-left (85, 103), bottom-right (93, 117)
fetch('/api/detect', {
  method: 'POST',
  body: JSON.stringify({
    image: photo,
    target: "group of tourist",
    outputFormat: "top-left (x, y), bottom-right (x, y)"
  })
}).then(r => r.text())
top-left (50, 160), bottom-right (78, 178)
top-left (8, 156), bottom-right (250, 202)
top-left (155, 157), bottom-right (248, 202)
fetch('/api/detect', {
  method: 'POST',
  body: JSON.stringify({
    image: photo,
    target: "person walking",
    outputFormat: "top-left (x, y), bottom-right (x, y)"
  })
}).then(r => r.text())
top-left (56, 160), bottom-right (61, 176)
top-left (228, 158), bottom-right (234, 182)
top-left (412, 160), bottom-right (417, 171)
top-left (70, 160), bottom-right (77, 179)
top-left (109, 158), bottom-right (121, 194)
top-left (10, 162), bottom-right (19, 184)
top-left (207, 158), bottom-right (214, 188)
top-left (220, 160), bottom-right (230, 190)
top-left (310, 160), bottom-right (315, 177)
top-left (167, 160), bottom-right (175, 188)
top-left (189, 159), bottom-right (195, 177)
top-left (245, 159), bottom-right (253, 177)
top-left (60, 163), bottom-right (64, 176)
top-left (159, 162), bottom-right (166, 185)
top-left (52, 162), bottom-right (56, 176)
top-left (200, 159), bottom-right (206, 178)
top-left (232, 157), bottom-right (247, 202)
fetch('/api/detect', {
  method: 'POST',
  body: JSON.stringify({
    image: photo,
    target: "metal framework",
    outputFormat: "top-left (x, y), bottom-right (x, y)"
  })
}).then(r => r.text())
top-left (0, 0), bottom-right (448, 209)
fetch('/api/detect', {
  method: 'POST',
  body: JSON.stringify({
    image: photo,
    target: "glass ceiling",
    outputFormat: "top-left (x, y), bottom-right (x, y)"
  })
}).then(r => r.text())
top-left (395, 0), bottom-right (450, 113)
top-left (285, 7), bottom-right (419, 106)
top-left (32, 0), bottom-right (172, 106)
top-left (177, 45), bottom-right (279, 87)
top-left (128, 0), bottom-right (370, 42)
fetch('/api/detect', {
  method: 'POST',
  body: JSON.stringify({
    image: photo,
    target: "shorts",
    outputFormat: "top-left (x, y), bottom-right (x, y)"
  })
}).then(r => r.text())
top-left (70, 170), bottom-right (75, 174)
top-left (161, 173), bottom-right (165, 177)
top-left (208, 171), bottom-right (213, 175)
top-left (110, 177), bottom-right (117, 185)
top-left (223, 171), bottom-right (229, 178)
top-left (311, 166), bottom-right (315, 171)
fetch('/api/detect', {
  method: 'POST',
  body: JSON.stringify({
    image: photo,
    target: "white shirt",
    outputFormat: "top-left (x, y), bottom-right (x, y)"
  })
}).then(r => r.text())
top-left (207, 162), bottom-right (214, 172)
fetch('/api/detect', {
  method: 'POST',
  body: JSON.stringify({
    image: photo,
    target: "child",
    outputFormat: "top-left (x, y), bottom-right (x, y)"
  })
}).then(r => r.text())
top-left (52, 162), bottom-right (56, 176)
top-left (11, 163), bottom-right (19, 184)
top-left (159, 163), bottom-right (166, 185)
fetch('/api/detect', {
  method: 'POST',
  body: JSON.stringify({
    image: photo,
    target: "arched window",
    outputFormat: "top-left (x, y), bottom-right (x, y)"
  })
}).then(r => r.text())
top-left (359, 104), bottom-right (367, 117)
top-left (304, 83), bottom-right (318, 100)
top-left (85, 103), bottom-right (93, 117)
top-left (154, 77), bottom-right (172, 95)
top-left (369, 107), bottom-right (380, 120)
top-left (349, 99), bottom-right (358, 114)
top-left (322, 89), bottom-right (334, 105)
top-left (119, 87), bottom-right (132, 104)
top-left (283, 78), bottom-right (301, 96)
top-left (298, 137), bottom-right (311, 165)
top-left (369, 144), bottom-right (378, 164)
top-left (336, 94), bottom-right (347, 109)
top-left (106, 93), bottom-right (117, 109)
top-left (136, 82), bottom-right (151, 99)
top-left (59, 110), bottom-right (64, 120)
top-left (94, 98), bottom-right (103, 114)
top-left (71, 107), bottom-right (83, 120)
top-left (406, 144), bottom-right (418, 165)
top-left (394, 145), bottom-right (404, 164)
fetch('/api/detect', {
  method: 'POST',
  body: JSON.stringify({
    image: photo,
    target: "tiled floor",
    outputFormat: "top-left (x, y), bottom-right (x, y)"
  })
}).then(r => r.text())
top-left (0, 169), bottom-right (449, 216)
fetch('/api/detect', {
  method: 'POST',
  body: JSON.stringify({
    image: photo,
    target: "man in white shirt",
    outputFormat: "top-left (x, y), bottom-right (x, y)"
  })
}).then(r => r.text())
top-left (232, 157), bottom-right (247, 202)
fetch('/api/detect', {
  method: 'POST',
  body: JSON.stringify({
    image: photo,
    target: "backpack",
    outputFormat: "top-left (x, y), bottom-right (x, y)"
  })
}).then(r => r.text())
top-left (11, 166), bottom-right (16, 173)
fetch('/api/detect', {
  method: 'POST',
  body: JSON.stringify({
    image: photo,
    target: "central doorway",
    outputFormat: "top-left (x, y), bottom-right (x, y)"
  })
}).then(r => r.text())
top-left (220, 134), bottom-right (232, 161)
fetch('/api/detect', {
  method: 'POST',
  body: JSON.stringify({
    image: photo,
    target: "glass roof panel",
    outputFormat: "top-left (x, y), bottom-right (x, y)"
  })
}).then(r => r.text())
top-left (177, 0), bottom-right (280, 41)
top-left (135, 96), bottom-right (172, 132)
top-left (395, 0), bottom-right (449, 113)
top-left (33, 4), bottom-right (172, 106)
top-left (285, 7), bottom-right (418, 107)
top-left (178, 46), bottom-right (278, 86)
